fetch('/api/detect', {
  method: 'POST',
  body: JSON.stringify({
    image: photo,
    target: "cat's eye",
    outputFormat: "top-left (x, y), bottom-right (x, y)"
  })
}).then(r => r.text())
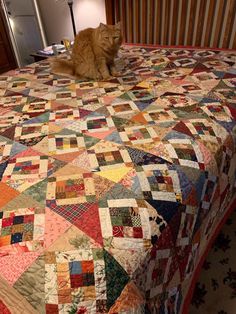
top-left (104, 36), bottom-right (109, 39)
top-left (113, 36), bottom-right (119, 39)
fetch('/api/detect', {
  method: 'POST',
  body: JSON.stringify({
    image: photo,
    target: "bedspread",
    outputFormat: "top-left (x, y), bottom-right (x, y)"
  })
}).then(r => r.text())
top-left (0, 45), bottom-right (235, 314)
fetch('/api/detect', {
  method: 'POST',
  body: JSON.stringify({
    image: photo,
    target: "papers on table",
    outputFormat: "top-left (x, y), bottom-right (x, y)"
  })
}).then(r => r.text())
top-left (38, 44), bottom-right (66, 55)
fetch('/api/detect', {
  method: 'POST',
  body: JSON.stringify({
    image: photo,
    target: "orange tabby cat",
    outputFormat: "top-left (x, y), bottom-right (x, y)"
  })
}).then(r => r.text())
top-left (51, 22), bottom-right (122, 80)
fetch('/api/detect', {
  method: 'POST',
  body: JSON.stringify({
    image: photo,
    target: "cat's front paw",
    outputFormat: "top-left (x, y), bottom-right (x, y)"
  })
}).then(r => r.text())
top-left (91, 72), bottom-right (102, 81)
top-left (102, 74), bottom-right (112, 81)
top-left (110, 69), bottom-right (120, 77)
top-left (95, 74), bottom-right (102, 81)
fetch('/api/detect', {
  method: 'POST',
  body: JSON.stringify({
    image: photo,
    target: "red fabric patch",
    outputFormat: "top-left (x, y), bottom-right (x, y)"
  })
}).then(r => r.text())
top-left (133, 227), bottom-right (143, 238)
top-left (0, 300), bottom-right (11, 314)
top-left (46, 304), bottom-right (59, 314)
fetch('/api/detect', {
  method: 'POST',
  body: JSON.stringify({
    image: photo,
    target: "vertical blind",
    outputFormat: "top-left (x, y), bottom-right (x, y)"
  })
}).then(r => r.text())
top-left (105, 0), bottom-right (236, 49)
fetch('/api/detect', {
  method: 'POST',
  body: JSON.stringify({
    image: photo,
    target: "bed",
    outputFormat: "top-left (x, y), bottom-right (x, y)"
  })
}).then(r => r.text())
top-left (0, 45), bottom-right (235, 314)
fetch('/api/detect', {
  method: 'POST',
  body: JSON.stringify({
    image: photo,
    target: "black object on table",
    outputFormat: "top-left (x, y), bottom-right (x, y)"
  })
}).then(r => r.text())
top-left (30, 52), bottom-right (52, 62)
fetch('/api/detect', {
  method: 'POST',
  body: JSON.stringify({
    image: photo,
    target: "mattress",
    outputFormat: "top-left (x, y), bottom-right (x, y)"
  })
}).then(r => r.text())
top-left (0, 45), bottom-right (235, 314)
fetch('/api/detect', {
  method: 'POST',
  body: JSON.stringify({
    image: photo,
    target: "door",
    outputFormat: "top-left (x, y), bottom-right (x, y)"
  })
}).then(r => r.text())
top-left (5, 0), bottom-right (46, 66)
top-left (0, 3), bottom-right (16, 74)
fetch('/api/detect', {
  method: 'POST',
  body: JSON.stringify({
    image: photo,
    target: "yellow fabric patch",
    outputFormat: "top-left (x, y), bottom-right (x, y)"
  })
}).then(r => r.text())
top-left (96, 166), bottom-right (132, 183)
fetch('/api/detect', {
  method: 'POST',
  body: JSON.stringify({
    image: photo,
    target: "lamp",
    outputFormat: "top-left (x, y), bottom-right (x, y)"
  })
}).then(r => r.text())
top-left (67, 0), bottom-right (76, 37)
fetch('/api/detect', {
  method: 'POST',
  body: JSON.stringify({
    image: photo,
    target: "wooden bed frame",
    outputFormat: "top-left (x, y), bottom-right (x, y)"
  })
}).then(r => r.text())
top-left (105, 0), bottom-right (236, 49)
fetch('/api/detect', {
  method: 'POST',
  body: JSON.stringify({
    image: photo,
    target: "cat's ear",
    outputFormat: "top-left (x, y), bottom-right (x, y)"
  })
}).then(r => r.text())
top-left (115, 21), bottom-right (121, 29)
top-left (99, 23), bottom-right (107, 30)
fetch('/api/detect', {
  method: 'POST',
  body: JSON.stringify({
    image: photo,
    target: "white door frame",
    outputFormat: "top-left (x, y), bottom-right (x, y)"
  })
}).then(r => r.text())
top-left (33, 0), bottom-right (47, 48)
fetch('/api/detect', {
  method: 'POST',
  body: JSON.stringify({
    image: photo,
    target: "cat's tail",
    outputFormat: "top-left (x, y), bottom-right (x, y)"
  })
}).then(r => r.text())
top-left (50, 58), bottom-right (75, 77)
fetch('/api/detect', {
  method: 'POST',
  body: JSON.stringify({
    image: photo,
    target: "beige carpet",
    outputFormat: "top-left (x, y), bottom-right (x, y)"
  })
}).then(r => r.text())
top-left (190, 208), bottom-right (236, 314)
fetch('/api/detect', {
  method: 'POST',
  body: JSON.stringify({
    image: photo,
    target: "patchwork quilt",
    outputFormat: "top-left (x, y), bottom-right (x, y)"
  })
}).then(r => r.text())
top-left (0, 45), bottom-right (235, 314)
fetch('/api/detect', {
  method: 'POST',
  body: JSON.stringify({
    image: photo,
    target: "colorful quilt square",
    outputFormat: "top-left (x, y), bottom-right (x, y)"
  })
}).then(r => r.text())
top-left (2, 155), bottom-right (50, 192)
top-left (204, 60), bottom-right (229, 70)
top-left (0, 94), bottom-right (27, 108)
top-left (201, 103), bottom-right (232, 122)
top-left (77, 81), bottom-right (99, 89)
top-left (55, 90), bottom-right (76, 100)
top-left (99, 199), bottom-right (148, 243)
top-left (221, 147), bottom-right (232, 175)
top-left (185, 119), bottom-right (226, 143)
top-left (22, 99), bottom-right (50, 115)
top-left (81, 116), bottom-right (115, 133)
top-left (0, 141), bottom-right (12, 163)
top-left (118, 74), bottom-right (141, 85)
top-left (0, 208), bottom-right (44, 249)
top-left (174, 58), bottom-right (196, 67)
top-left (143, 109), bottom-right (177, 123)
top-left (45, 250), bottom-right (98, 307)
top-left (200, 174), bottom-right (217, 211)
top-left (176, 206), bottom-right (197, 246)
top-left (88, 146), bottom-right (132, 170)
top-left (7, 80), bottom-right (30, 90)
top-left (150, 56), bottom-right (169, 66)
top-left (53, 78), bottom-right (74, 87)
top-left (192, 71), bottom-right (217, 82)
top-left (103, 85), bottom-right (125, 96)
top-left (47, 173), bottom-right (96, 206)
top-left (127, 89), bottom-right (153, 101)
top-left (170, 49), bottom-right (190, 57)
top-left (223, 77), bottom-right (236, 88)
top-left (193, 123), bottom-right (215, 136)
top-left (28, 84), bottom-right (56, 99)
top-left (119, 126), bottom-right (159, 145)
top-left (0, 112), bottom-right (22, 133)
top-left (165, 139), bottom-right (204, 170)
top-left (133, 247), bottom-right (173, 294)
top-left (14, 123), bottom-right (48, 142)
top-left (82, 95), bottom-right (101, 107)
top-left (214, 89), bottom-right (236, 103)
top-left (48, 134), bottom-right (85, 155)
top-left (134, 68), bottom-right (155, 76)
top-left (107, 101), bottom-right (139, 116)
top-left (159, 68), bottom-right (187, 78)
top-left (36, 72), bottom-right (54, 82)
top-left (0, 75), bottom-right (12, 88)
top-left (87, 118), bottom-right (107, 130)
top-left (136, 164), bottom-right (182, 202)
top-left (50, 109), bottom-right (80, 123)
top-left (193, 50), bottom-right (216, 58)
top-left (160, 95), bottom-right (196, 108)
top-left (182, 84), bottom-right (202, 94)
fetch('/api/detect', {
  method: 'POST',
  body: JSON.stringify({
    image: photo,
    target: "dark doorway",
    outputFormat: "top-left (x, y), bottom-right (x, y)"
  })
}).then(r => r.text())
top-left (0, 5), bottom-right (16, 74)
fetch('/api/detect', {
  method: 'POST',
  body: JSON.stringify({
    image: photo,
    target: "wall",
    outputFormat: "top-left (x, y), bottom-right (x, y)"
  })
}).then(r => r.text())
top-left (38, 0), bottom-right (106, 45)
